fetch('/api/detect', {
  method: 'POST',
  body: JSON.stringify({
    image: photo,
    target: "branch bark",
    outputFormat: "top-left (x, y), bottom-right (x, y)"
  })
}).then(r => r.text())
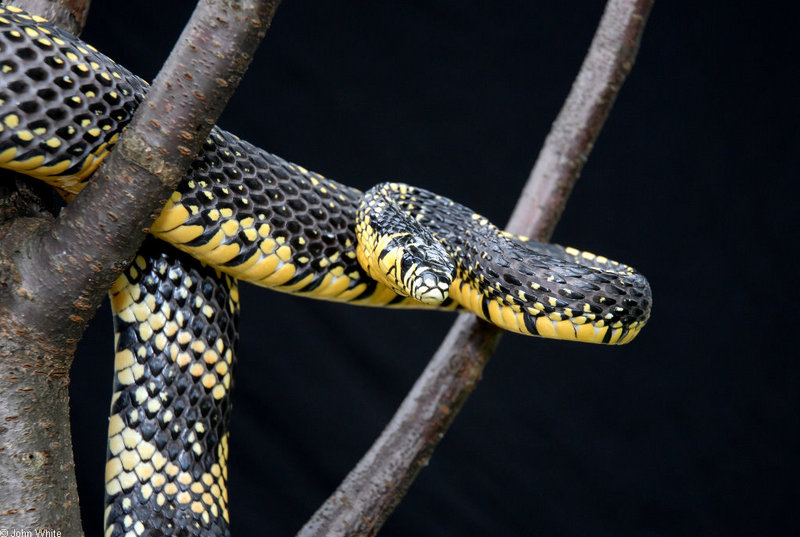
top-left (297, 1), bottom-right (654, 535)
top-left (0, 4), bottom-right (93, 535)
top-left (8, 0), bottom-right (279, 343)
top-left (0, 0), bottom-right (278, 531)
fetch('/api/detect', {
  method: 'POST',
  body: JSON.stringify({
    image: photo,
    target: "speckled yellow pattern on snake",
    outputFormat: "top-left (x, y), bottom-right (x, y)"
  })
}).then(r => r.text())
top-left (0, 5), bottom-right (651, 536)
top-left (106, 239), bottom-right (237, 535)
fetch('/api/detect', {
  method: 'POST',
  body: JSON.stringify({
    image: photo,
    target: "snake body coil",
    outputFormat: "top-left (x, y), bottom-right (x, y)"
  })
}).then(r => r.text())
top-left (0, 6), bottom-right (651, 535)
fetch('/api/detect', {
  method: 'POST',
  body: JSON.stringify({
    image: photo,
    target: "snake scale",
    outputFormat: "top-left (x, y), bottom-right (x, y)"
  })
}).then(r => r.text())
top-left (0, 5), bottom-right (651, 536)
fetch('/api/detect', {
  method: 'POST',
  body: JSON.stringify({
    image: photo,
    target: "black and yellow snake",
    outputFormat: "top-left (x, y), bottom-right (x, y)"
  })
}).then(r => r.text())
top-left (0, 5), bottom-right (651, 535)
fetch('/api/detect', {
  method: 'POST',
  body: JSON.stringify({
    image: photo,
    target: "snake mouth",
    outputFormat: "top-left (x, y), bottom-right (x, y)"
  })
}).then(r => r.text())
top-left (400, 242), bottom-right (455, 305)
top-left (407, 269), bottom-right (452, 304)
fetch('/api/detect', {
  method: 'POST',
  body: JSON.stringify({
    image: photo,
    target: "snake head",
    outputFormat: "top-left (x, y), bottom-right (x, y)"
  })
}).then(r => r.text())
top-left (397, 240), bottom-right (455, 305)
top-left (356, 188), bottom-right (456, 305)
top-left (356, 228), bottom-right (456, 305)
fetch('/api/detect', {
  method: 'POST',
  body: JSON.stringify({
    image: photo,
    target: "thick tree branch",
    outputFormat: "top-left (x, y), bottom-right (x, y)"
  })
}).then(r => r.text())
top-left (297, 1), bottom-right (654, 535)
top-left (0, 4), bottom-right (95, 535)
top-left (6, 0), bottom-right (279, 342)
top-left (0, 0), bottom-right (278, 532)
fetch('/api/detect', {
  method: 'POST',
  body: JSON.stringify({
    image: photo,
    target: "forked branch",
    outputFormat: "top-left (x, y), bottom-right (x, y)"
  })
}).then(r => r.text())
top-left (6, 0), bottom-right (279, 342)
top-left (0, 0), bottom-right (278, 531)
top-left (297, 1), bottom-right (654, 535)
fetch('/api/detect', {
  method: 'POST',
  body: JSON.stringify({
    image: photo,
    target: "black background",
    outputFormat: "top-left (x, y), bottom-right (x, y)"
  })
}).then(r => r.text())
top-left (65, 1), bottom-right (796, 536)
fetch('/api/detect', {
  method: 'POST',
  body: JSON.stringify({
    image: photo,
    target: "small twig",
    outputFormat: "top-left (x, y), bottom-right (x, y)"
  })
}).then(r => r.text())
top-left (297, 1), bottom-right (654, 535)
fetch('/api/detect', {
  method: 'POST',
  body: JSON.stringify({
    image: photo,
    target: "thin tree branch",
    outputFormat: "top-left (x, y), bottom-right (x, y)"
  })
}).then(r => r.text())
top-left (297, 1), bottom-right (654, 535)
top-left (507, 0), bottom-right (653, 240)
top-left (0, 0), bottom-right (278, 531)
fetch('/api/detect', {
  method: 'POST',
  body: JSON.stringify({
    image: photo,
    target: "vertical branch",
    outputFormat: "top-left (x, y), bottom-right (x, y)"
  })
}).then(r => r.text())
top-left (297, 1), bottom-right (654, 535)
top-left (507, 0), bottom-right (654, 240)
top-left (0, 3), bottom-right (97, 535)
top-left (0, 0), bottom-right (279, 532)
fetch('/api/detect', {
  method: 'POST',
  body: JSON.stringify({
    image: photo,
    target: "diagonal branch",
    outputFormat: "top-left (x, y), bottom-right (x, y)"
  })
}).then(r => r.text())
top-left (297, 1), bottom-right (654, 535)
top-left (6, 0), bottom-right (279, 342)
top-left (507, 0), bottom-right (654, 240)
top-left (0, 0), bottom-right (278, 532)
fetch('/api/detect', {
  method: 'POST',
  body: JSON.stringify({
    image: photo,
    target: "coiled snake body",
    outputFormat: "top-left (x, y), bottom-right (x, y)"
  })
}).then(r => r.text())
top-left (0, 6), bottom-right (651, 535)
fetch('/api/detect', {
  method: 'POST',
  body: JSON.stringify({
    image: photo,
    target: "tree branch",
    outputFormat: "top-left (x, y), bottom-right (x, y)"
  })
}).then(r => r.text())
top-left (0, 0), bottom-right (278, 531)
top-left (297, 1), bottom-right (654, 535)
top-left (7, 0), bottom-right (279, 342)
top-left (0, 3), bottom-right (93, 534)
top-left (507, 0), bottom-right (653, 240)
